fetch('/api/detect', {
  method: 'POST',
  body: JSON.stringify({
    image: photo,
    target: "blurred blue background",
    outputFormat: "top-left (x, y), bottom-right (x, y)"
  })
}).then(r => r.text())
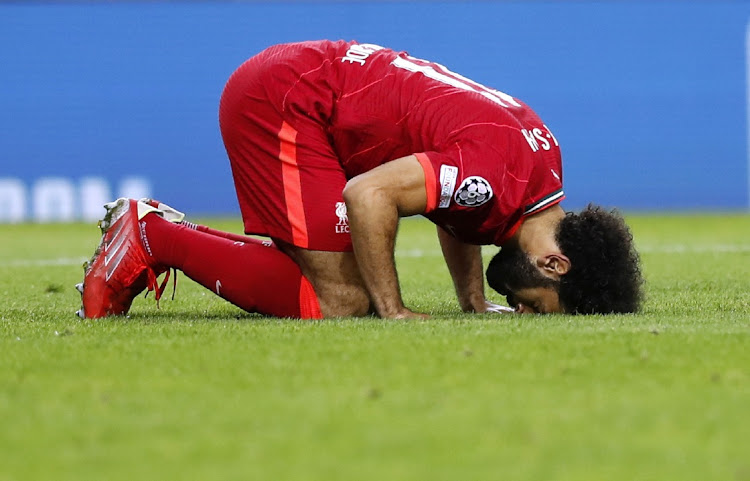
top-left (1, 0), bottom-right (749, 221)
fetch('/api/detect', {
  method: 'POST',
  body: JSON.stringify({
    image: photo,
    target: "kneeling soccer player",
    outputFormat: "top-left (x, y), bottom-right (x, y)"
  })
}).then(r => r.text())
top-left (76, 40), bottom-right (643, 319)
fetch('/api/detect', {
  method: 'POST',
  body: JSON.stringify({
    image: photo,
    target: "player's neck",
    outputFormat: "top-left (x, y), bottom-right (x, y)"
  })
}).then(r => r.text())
top-left (513, 205), bottom-right (565, 256)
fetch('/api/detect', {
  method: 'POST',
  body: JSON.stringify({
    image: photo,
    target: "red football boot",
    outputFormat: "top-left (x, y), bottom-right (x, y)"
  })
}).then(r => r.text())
top-left (75, 198), bottom-right (177, 319)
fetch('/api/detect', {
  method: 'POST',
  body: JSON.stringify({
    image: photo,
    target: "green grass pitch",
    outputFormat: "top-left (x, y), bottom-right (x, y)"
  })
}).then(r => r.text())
top-left (1, 212), bottom-right (749, 480)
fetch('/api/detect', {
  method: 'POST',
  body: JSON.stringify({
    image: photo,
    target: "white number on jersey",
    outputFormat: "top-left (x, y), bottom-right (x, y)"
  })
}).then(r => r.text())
top-left (391, 55), bottom-right (522, 108)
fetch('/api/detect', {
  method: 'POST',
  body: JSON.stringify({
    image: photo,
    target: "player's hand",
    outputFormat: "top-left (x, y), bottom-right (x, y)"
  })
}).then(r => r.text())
top-left (388, 308), bottom-right (430, 320)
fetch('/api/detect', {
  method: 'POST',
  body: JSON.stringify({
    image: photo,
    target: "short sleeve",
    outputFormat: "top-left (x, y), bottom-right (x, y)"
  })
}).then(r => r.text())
top-left (414, 151), bottom-right (461, 214)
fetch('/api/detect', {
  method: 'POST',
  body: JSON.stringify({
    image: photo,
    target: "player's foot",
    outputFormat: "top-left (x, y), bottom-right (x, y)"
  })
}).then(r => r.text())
top-left (75, 198), bottom-right (178, 319)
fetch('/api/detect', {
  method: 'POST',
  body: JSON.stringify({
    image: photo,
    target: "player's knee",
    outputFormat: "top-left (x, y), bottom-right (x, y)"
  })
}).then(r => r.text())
top-left (274, 243), bottom-right (370, 317)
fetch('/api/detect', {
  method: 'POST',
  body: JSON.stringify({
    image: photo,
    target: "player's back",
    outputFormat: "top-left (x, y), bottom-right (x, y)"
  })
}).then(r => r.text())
top-left (325, 41), bottom-right (549, 178)
top-left (223, 40), bottom-right (563, 246)
top-left (251, 40), bottom-right (558, 191)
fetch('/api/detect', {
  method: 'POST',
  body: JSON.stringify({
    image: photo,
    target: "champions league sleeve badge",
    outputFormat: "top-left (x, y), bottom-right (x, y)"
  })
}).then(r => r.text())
top-left (454, 176), bottom-right (493, 207)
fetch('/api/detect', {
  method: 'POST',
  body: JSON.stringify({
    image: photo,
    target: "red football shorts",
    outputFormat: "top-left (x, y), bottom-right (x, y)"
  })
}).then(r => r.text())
top-left (219, 46), bottom-right (352, 252)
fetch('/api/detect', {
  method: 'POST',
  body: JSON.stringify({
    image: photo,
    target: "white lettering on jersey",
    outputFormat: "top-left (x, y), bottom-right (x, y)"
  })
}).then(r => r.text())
top-left (522, 125), bottom-right (559, 153)
top-left (438, 165), bottom-right (458, 208)
top-left (342, 43), bottom-right (384, 66)
top-left (533, 128), bottom-right (551, 151)
top-left (521, 129), bottom-right (539, 152)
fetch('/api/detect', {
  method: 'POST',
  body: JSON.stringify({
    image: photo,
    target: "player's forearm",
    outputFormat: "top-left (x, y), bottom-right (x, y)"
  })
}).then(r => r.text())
top-left (342, 155), bottom-right (429, 319)
top-left (437, 226), bottom-right (486, 312)
top-left (343, 185), bottom-right (408, 318)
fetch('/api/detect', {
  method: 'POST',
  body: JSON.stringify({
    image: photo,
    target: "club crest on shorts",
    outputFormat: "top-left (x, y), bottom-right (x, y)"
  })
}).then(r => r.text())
top-left (454, 176), bottom-right (493, 207)
top-left (335, 202), bottom-right (350, 234)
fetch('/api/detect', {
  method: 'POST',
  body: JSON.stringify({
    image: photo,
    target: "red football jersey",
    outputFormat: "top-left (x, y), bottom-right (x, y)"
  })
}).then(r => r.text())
top-left (227, 40), bottom-right (564, 247)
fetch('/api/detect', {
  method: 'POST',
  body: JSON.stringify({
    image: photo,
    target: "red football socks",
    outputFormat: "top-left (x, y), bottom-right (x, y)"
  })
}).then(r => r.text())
top-left (141, 214), bottom-right (322, 319)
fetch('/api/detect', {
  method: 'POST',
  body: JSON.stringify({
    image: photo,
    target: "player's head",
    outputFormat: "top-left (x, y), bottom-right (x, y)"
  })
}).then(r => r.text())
top-left (486, 204), bottom-right (643, 314)
top-left (486, 246), bottom-right (560, 313)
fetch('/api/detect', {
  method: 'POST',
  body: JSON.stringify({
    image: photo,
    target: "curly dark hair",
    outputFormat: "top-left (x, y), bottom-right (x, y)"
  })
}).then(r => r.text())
top-left (556, 204), bottom-right (644, 314)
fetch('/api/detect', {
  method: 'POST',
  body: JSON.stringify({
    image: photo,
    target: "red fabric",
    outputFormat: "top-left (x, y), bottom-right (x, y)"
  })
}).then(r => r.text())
top-left (278, 121), bottom-right (309, 248)
top-left (220, 47), bottom-right (350, 252)
top-left (415, 153), bottom-right (437, 212)
top-left (298, 276), bottom-right (323, 319)
top-left (143, 215), bottom-right (322, 319)
top-left (220, 40), bottom-right (564, 248)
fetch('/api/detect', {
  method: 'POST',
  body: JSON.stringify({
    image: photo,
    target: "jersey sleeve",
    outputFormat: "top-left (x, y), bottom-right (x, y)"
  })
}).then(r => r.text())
top-left (414, 151), bottom-right (460, 214)
top-left (412, 133), bottom-right (565, 246)
top-left (414, 137), bottom-right (530, 219)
